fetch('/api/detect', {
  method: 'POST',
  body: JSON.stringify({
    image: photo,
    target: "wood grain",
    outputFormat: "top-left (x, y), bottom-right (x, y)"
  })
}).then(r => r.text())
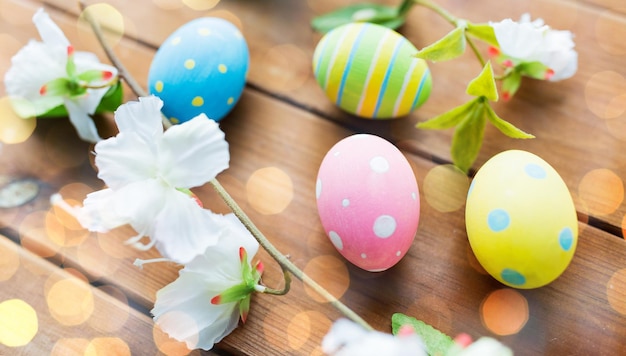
top-left (36, 0), bottom-right (626, 231)
top-left (1, 0), bottom-right (626, 355)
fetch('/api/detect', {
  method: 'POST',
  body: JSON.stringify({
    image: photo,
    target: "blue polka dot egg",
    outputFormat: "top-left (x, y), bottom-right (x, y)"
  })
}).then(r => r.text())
top-left (148, 18), bottom-right (249, 124)
top-left (466, 150), bottom-right (578, 289)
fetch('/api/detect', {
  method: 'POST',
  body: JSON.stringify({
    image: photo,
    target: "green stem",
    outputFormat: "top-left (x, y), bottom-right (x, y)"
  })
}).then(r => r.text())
top-left (210, 179), bottom-right (374, 331)
top-left (465, 35), bottom-right (486, 67)
top-left (414, 0), bottom-right (458, 26)
top-left (80, 0), bottom-right (373, 330)
top-left (79, 0), bottom-right (172, 129)
top-left (414, 0), bottom-right (486, 67)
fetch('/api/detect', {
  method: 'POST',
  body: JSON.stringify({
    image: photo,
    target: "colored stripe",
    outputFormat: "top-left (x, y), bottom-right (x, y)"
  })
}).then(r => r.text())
top-left (393, 59), bottom-right (418, 117)
top-left (322, 27), bottom-right (352, 91)
top-left (411, 67), bottom-right (431, 109)
top-left (336, 24), bottom-right (369, 106)
top-left (313, 35), bottom-right (329, 77)
top-left (325, 25), bottom-right (364, 103)
top-left (392, 59), bottom-right (418, 117)
top-left (372, 38), bottom-right (405, 118)
top-left (356, 31), bottom-right (394, 117)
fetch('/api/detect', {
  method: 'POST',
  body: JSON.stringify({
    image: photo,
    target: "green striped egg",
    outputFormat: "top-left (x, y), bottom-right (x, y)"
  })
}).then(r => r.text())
top-left (313, 22), bottom-right (432, 119)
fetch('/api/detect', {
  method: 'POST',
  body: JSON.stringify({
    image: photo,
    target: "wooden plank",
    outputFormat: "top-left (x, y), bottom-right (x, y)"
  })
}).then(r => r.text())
top-left (2, 1), bottom-right (626, 355)
top-left (0, 234), bottom-right (162, 355)
top-left (33, 0), bottom-right (626, 231)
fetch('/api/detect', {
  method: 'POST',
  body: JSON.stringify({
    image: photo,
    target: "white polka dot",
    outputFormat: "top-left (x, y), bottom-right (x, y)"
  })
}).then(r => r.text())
top-left (342, 198), bottom-right (350, 207)
top-left (316, 179), bottom-right (322, 199)
top-left (396, 250), bottom-right (401, 257)
top-left (360, 253), bottom-right (367, 259)
top-left (411, 192), bottom-right (417, 200)
top-left (370, 156), bottom-right (389, 173)
top-left (373, 215), bottom-right (396, 238)
top-left (329, 231), bottom-right (343, 250)
top-left (333, 151), bottom-right (341, 157)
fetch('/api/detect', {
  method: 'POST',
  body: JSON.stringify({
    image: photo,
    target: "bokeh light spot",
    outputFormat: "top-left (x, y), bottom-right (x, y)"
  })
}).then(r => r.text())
top-left (46, 278), bottom-right (94, 326)
top-left (0, 236), bottom-right (20, 281)
top-left (45, 207), bottom-right (89, 248)
top-left (303, 255), bottom-right (349, 303)
top-left (78, 4), bottom-right (125, 48)
top-left (0, 97), bottom-right (36, 144)
top-left (19, 210), bottom-right (59, 259)
top-left (287, 311), bottom-right (331, 350)
top-left (584, 71), bottom-right (626, 120)
top-left (424, 164), bottom-right (469, 212)
top-left (85, 338), bottom-right (130, 356)
top-left (607, 268), bottom-right (626, 315)
top-left (246, 167), bottom-right (294, 215)
top-left (259, 44), bottom-right (310, 92)
top-left (183, 0), bottom-right (220, 11)
top-left (0, 299), bottom-right (38, 347)
top-left (51, 338), bottom-right (90, 355)
top-left (480, 288), bottom-right (529, 335)
top-left (153, 312), bottom-right (196, 354)
top-left (578, 168), bottom-right (624, 216)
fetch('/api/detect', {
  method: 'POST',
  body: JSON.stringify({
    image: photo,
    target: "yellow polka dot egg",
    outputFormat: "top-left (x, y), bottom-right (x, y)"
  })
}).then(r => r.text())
top-left (148, 18), bottom-right (249, 124)
top-left (466, 150), bottom-right (578, 289)
top-left (312, 22), bottom-right (431, 119)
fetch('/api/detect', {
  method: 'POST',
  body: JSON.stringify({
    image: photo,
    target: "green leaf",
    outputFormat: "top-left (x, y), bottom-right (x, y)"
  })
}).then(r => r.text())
top-left (484, 103), bottom-right (535, 139)
top-left (38, 82), bottom-right (123, 118)
top-left (466, 22), bottom-right (498, 47)
top-left (518, 60), bottom-right (552, 80)
top-left (452, 102), bottom-right (486, 173)
top-left (311, 3), bottom-right (403, 34)
top-left (466, 61), bottom-right (498, 101)
top-left (41, 78), bottom-right (73, 97)
top-left (501, 70), bottom-right (521, 100)
top-left (392, 313), bottom-right (454, 356)
top-left (415, 26), bottom-right (466, 62)
top-left (416, 98), bottom-right (478, 130)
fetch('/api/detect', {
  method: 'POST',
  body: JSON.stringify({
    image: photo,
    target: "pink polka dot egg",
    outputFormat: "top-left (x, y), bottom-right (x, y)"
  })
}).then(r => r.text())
top-left (316, 134), bottom-right (420, 272)
top-left (466, 150), bottom-right (578, 289)
top-left (148, 18), bottom-right (249, 124)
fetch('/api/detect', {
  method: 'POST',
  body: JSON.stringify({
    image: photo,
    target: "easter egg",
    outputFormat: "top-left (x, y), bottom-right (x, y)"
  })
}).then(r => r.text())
top-left (312, 23), bottom-right (431, 119)
top-left (466, 150), bottom-right (578, 289)
top-left (148, 18), bottom-right (249, 124)
top-left (316, 134), bottom-right (420, 272)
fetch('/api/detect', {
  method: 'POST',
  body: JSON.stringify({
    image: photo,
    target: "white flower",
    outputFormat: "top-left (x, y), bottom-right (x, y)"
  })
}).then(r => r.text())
top-left (322, 319), bottom-right (427, 356)
top-left (79, 95), bottom-right (229, 263)
top-left (490, 13), bottom-right (577, 82)
top-left (152, 214), bottom-right (262, 351)
top-left (4, 8), bottom-right (118, 143)
top-left (447, 335), bottom-right (513, 356)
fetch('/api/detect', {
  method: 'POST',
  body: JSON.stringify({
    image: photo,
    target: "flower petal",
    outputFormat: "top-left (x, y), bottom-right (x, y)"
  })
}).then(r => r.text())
top-left (111, 179), bottom-right (168, 237)
top-left (74, 51), bottom-right (119, 89)
top-left (152, 275), bottom-right (240, 350)
top-left (158, 114), bottom-right (229, 188)
top-left (184, 213), bottom-right (260, 277)
top-left (94, 131), bottom-right (158, 189)
top-left (33, 8), bottom-right (70, 47)
top-left (4, 41), bottom-right (66, 117)
top-left (63, 97), bottom-right (102, 143)
top-left (113, 96), bottom-right (163, 141)
top-left (152, 189), bottom-right (226, 264)
top-left (80, 188), bottom-right (129, 232)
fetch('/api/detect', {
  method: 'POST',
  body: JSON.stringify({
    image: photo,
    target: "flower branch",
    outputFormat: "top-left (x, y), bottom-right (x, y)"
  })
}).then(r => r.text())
top-left (80, 0), bottom-right (374, 333)
top-left (311, 0), bottom-right (576, 174)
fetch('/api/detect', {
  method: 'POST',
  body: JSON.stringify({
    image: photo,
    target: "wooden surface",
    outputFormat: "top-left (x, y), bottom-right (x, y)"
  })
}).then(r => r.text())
top-left (1, 0), bottom-right (626, 355)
